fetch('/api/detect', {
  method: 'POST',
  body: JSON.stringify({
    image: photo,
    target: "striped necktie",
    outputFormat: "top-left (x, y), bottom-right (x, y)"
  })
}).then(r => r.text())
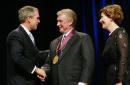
top-left (29, 33), bottom-right (35, 45)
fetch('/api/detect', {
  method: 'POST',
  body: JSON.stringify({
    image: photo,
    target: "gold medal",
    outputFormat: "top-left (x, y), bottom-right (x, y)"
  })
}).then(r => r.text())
top-left (53, 55), bottom-right (59, 64)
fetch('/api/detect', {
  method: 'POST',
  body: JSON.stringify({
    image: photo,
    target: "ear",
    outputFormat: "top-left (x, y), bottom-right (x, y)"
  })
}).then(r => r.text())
top-left (108, 16), bottom-right (113, 21)
top-left (68, 20), bottom-right (73, 26)
top-left (27, 17), bottom-right (32, 23)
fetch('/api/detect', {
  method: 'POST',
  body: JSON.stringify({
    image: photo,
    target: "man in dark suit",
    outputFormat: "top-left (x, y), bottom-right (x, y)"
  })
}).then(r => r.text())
top-left (41, 8), bottom-right (95, 85)
top-left (6, 5), bottom-right (46, 85)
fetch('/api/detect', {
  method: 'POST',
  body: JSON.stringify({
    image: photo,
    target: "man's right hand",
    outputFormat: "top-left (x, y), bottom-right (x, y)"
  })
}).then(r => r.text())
top-left (35, 67), bottom-right (46, 81)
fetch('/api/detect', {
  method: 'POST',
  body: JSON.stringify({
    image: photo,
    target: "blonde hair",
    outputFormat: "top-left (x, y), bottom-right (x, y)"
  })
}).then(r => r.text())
top-left (57, 9), bottom-right (77, 27)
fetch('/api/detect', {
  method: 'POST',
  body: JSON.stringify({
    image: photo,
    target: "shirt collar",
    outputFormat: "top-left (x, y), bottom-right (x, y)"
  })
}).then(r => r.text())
top-left (63, 28), bottom-right (73, 37)
top-left (21, 24), bottom-right (32, 35)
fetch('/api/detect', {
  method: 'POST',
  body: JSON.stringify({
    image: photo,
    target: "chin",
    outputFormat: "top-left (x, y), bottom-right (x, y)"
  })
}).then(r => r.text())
top-left (102, 27), bottom-right (106, 29)
top-left (59, 29), bottom-right (63, 33)
top-left (102, 25), bottom-right (106, 29)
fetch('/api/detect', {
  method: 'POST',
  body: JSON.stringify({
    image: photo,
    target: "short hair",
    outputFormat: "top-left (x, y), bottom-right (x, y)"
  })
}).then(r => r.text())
top-left (18, 6), bottom-right (38, 23)
top-left (57, 9), bottom-right (77, 27)
top-left (99, 4), bottom-right (124, 25)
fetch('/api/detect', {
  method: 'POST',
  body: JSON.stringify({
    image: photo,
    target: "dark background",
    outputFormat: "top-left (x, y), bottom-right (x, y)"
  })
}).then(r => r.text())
top-left (1, 0), bottom-right (130, 85)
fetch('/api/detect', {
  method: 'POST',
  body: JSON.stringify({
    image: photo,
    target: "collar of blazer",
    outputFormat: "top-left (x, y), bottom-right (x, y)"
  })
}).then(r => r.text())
top-left (18, 26), bottom-right (37, 48)
top-left (57, 31), bottom-right (79, 62)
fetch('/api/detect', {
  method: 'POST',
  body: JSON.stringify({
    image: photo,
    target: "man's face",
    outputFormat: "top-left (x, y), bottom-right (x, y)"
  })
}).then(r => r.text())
top-left (29, 10), bottom-right (40, 31)
top-left (57, 14), bottom-right (72, 33)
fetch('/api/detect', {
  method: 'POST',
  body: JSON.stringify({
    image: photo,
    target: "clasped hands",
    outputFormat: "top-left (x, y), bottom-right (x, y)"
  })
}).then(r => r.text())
top-left (35, 67), bottom-right (47, 81)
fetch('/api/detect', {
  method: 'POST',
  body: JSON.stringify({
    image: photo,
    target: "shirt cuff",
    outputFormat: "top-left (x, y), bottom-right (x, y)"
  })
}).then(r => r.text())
top-left (31, 66), bottom-right (37, 74)
top-left (78, 82), bottom-right (88, 85)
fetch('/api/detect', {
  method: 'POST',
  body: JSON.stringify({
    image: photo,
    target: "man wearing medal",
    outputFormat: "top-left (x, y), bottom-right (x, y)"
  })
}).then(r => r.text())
top-left (43, 8), bottom-right (95, 85)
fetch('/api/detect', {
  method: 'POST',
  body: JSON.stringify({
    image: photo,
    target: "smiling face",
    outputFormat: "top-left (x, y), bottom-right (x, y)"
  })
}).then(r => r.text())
top-left (99, 4), bottom-right (124, 28)
top-left (57, 14), bottom-right (72, 34)
top-left (99, 13), bottom-right (112, 30)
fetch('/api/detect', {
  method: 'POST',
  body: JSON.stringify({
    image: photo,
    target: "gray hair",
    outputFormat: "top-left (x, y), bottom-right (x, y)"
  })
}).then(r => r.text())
top-left (18, 6), bottom-right (38, 23)
top-left (57, 9), bottom-right (77, 27)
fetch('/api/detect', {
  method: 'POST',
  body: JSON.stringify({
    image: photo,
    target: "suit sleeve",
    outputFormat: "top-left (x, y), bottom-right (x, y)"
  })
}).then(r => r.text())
top-left (7, 32), bottom-right (36, 74)
top-left (80, 34), bottom-right (95, 84)
top-left (116, 30), bottom-right (128, 83)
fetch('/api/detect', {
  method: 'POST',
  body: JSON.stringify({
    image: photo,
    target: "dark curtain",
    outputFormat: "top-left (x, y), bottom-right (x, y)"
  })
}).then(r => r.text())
top-left (1, 0), bottom-right (130, 85)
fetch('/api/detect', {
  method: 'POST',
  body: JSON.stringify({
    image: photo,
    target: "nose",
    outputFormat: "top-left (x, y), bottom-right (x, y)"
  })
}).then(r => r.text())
top-left (37, 18), bottom-right (40, 24)
top-left (99, 19), bottom-right (102, 23)
top-left (38, 19), bottom-right (40, 23)
top-left (38, 21), bottom-right (40, 24)
top-left (57, 22), bottom-right (60, 26)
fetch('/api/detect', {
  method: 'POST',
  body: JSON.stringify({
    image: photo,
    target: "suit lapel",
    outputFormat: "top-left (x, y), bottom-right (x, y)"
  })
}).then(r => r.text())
top-left (58, 32), bottom-right (78, 61)
top-left (52, 36), bottom-right (62, 55)
top-left (18, 26), bottom-right (36, 48)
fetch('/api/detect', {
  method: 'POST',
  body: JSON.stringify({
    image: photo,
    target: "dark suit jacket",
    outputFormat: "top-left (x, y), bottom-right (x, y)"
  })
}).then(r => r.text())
top-left (6, 25), bottom-right (41, 85)
top-left (49, 31), bottom-right (95, 85)
top-left (101, 28), bottom-right (130, 85)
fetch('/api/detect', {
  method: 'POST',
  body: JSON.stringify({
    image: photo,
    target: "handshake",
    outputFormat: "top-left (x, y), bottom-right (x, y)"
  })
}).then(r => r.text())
top-left (35, 67), bottom-right (47, 81)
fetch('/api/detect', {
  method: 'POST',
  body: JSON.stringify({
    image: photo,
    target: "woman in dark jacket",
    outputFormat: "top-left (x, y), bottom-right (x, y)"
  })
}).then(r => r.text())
top-left (99, 4), bottom-right (130, 85)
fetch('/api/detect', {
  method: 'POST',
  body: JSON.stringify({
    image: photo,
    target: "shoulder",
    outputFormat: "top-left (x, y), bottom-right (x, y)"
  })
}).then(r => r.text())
top-left (117, 27), bottom-right (126, 33)
top-left (7, 29), bottom-right (17, 38)
top-left (77, 31), bottom-right (87, 36)
top-left (116, 27), bottom-right (128, 36)
top-left (51, 36), bottom-right (61, 43)
top-left (7, 26), bottom-right (23, 40)
top-left (114, 28), bottom-right (129, 42)
top-left (76, 31), bottom-right (90, 39)
top-left (9, 28), bottom-right (20, 36)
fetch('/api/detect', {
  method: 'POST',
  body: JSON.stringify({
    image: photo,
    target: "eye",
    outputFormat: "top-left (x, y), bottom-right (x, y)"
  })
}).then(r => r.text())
top-left (100, 15), bottom-right (103, 18)
top-left (37, 17), bottom-right (40, 20)
top-left (58, 20), bottom-right (62, 23)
